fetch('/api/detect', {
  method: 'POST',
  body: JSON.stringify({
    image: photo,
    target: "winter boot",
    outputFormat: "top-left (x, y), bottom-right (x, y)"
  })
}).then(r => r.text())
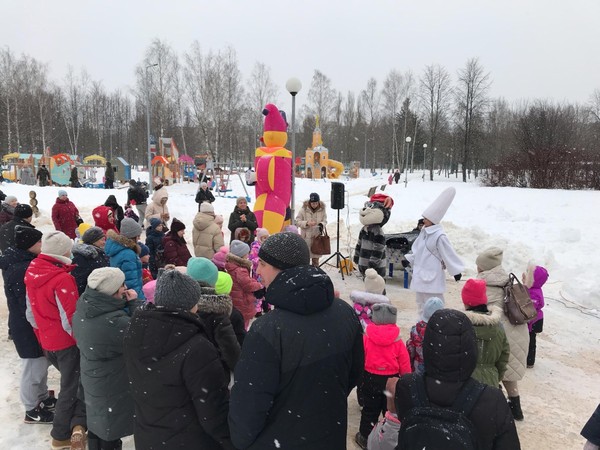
top-left (508, 396), bottom-right (524, 421)
top-left (50, 438), bottom-right (71, 450)
top-left (39, 390), bottom-right (57, 412)
top-left (354, 432), bottom-right (368, 450)
top-left (70, 425), bottom-right (87, 450)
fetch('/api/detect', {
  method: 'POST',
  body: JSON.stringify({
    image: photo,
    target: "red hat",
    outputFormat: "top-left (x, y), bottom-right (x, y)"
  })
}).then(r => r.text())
top-left (461, 279), bottom-right (487, 307)
top-left (370, 193), bottom-right (394, 209)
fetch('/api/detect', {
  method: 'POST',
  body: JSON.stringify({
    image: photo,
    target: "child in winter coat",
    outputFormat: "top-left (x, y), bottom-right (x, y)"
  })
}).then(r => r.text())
top-left (225, 240), bottom-right (263, 329)
top-left (162, 218), bottom-right (192, 267)
top-left (406, 296), bottom-right (444, 375)
top-left (105, 218), bottom-right (145, 300)
top-left (92, 205), bottom-right (119, 234)
top-left (523, 262), bottom-right (549, 368)
top-left (212, 245), bottom-right (229, 271)
top-left (248, 228), bottom-right (270, 314)
top-left (139, 243), bottom-right (153, 284)
top-left (355, 303), bottom-right (412, 449)
top-left (461, 278), bottom-right (509, 387)
top-left (350, 268), bottom-right (390, 330)
top-left (145, 218), bottom-right (165, 278)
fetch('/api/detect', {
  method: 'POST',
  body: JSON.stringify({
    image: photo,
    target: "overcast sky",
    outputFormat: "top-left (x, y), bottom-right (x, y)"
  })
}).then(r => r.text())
top-left (3, 0), bottom-right (599, 114)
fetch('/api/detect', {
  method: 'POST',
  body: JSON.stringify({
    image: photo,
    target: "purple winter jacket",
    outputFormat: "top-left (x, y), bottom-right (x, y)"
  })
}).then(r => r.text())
top-left (527, 266), bottom-right (549, 332)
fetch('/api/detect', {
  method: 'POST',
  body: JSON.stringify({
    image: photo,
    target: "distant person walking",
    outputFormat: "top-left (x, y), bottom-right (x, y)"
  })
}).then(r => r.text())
top-left (126, 180), bottom-right (148, 227)
top-left (69, 166), bottom-right (80, 188)
top-left (37, 164), bottom-right (51, 187)
top-left (104, 162), bottom-right (114, 189)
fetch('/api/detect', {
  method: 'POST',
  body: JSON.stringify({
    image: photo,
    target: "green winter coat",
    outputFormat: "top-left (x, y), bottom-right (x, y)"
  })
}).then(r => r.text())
top-left (464, 306), bottom-right (510, 387)
top-left (72, 287), bottom-right (137, 441)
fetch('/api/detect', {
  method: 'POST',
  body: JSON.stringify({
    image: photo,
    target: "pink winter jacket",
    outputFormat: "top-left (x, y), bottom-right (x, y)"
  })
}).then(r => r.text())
top-left (225, 254), bottom-right (263, 323)
top-left (364, 323), bottom-right (412, 376)
top-left (526, 265), bottom-right (549, 332)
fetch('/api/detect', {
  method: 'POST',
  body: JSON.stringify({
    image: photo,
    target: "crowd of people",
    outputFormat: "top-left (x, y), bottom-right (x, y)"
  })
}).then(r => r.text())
top-left (0, 178), bottom-right (596, 450)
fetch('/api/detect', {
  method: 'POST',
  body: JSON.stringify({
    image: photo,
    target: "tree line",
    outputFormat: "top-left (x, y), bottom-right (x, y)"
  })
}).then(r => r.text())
top-left (1, 39), bottom-right (599, 189)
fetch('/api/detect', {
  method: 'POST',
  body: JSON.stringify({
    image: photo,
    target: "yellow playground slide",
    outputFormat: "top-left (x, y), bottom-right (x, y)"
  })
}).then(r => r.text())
top-left (326, 159), bottom-right (344, 179)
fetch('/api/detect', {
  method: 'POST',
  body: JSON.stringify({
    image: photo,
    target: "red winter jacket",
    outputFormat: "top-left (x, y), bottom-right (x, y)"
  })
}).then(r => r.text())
top-left (92, 205), bottom-right (118, 234)
top-left (225, 254), bottom-right (262, 323)
top-left (24, 254), bottom-right (79, 351)
top-left (52, 198), bottom-right (80, 239)
top-left (363, 323), bottom-right (412, 376)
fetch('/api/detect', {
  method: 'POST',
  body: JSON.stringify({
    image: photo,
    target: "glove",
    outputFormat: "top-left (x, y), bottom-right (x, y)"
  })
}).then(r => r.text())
top-left (401, 260), bottom-right (410, 268)
top-left (454, 273), bottom-right (462, 281)
top-left (253, 288), bottom-right (266, 299)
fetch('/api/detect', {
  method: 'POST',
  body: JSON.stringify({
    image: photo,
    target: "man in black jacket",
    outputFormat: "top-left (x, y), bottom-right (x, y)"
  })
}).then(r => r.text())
top-left (0, 204), bottom-right (35, 253)
top-left (36, 164), bottom-right (51, 186)
top-left (392, 308), bottom-right (521, 450)
top-left (124, 269), bottom-right (234, 450)
top-left (126, 180), bottom-right (148, 226)
top-left (229, 232), bottom-right (364, 450)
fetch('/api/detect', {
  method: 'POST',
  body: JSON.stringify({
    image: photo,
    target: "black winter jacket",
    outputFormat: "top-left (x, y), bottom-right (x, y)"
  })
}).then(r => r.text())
top-left (394, 308), bottom-right (521, 450)
top-left (0, 247), bottom-right (44, 358)
top-left (0, 218), bottom-right (34, 253)
top-left (124, 304), bottom-right (235, 450)
top-left (227, 207), bottom-right (257, 243)
top-left (72, 287), bottom-right (136, 441)
top-left (582, 404), bottom-right (600, 446)
top-left (71, 243), bottom-right (110, 295)
top-left (196, 188), bottom-right (215, 210)
top-left (229, 265), bottom-right (364, 450)
top-left (145, 222), bottom-right (165, 278)
top-left (127, 184), bottom-right (148, 205)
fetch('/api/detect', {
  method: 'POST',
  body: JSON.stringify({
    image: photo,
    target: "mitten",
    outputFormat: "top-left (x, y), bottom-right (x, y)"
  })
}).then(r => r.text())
top-left (454, 273), bottom-right (462, 281)
top-left (401, 259), bottom-right (410, 268)
top-left (253, 287), bottom-right (266, 299)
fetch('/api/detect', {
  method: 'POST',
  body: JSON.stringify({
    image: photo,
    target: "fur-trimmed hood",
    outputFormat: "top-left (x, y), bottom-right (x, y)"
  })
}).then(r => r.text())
top-left (72, 242), bottom-right (104, 259)
top-left (463, 305), bottom-right (503, 327)
top-left (226, 253), bottom-right (252, 269)
top-left (349, 290), bottom-right (391, 306)
top-left (105, 229), bottom-right (140, 256)
top-left (197, 293), bottom-right (233, 316)
top-left (301, 200), bottom-right (326, 211)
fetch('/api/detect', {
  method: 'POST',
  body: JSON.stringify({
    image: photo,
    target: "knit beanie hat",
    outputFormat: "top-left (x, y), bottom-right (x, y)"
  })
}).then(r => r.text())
top-left (215, 271), bottom-right (233, 295)
top-left (87, 267), bottom-right (125, 295)
top-left (170, 218), bottom-right (186, 234)
top-left (422, 297), bottom-right (445, 322)
top-left (258, 232), bottom-right (309, 270)
top-left (422, 187), bottom-right (456, 224)
top-left (372, 303), bottom-right (397, 325)
top-left (77, 223), bottom-right (92, 240)
top-left (255, 228), bottom-right (270, 240)
top-left (476, 247), bottom-right (504, 271)
top-left (236, 196), bottom-right (248, 206)
top-left (212, 246), bottom-right (228, 269)
top-left (230, 239), bottom-right (250, 258)
top-left (200, 202), bottom-right (214, 214)
top-left (149, 218), bottom-right (162, 231)
top-left (41, 231), bottom-right (73, 257)
top-left (5, 195), bottom-right (17, 203)
top-left (14, 204), bottom-right (33, 219)
top-left (139, 242), bottom-right (150, 258)
top-left (461, 279), bottom-right (488, 308)
top-left (187, 257), bottom-right (219, 286)
top-left (283, 225), bottom-right (299, 234)
top-left (142, 279), bottom-right (157, 303)
top-left (364, 268), bottom-right (385, 295)
top-left (154, 269), bottom-right (201, 312)
top-left (120, 217), bottom-right (142, 239)
top-left (14, 226), bottom-right (42, 250)
top-left (82, 226), bottom-right (105, 245)
top-left (309, 192), bottom-right (320, 202)
top-left (58, 190), bottom-right (68, 197)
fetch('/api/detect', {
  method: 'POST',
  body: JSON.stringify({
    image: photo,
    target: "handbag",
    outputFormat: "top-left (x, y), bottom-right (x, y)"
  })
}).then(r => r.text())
top-left (503, 273), bottom-right (537, 325)
top-left (310, 225), bottom-right (331, 255)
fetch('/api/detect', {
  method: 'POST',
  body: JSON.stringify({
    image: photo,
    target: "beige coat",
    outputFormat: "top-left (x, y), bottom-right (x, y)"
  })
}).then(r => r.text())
top-left (295, 200), bottom-right (327, 258)
top-left (145, 187), bottom-right (170, 226)
top-left (477, 265), bottom-right (529, 381)
top-left (192, 211), bottom-right (224, 259)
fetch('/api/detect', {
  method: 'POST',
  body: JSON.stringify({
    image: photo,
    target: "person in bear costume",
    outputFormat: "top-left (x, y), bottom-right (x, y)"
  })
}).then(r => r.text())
top-left (354, 199), bottom-right (391, 278)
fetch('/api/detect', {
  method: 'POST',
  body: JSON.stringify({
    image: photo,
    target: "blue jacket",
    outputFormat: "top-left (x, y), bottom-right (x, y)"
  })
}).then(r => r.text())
top-left (145, 218), bottom-right (165, 278)
top-left (105, 230), bottom-right (145, 300)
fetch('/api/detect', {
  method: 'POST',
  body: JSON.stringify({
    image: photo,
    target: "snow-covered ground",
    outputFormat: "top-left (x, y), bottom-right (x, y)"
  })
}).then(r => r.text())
top-left (0, 170), bottom-right (598, 449)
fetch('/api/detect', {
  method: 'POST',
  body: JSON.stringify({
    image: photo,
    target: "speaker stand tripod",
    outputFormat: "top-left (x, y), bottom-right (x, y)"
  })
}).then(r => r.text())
top-left (319, 209), bottom-right (349, 280)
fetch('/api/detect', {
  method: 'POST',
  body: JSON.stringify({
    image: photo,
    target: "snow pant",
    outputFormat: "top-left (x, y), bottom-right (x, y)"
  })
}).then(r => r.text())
top-left (46, 345), bottom-right (86, 441)
top-left (136, 204), bottom-right (147, 227)
top-left (527, 319), bottom-right (543, 366)
top-left (359, 371), bottom-right (390, 438)
top-left (88, 430), bottom-right (123, 450)
top-left (20, 356), bottom-right (50, 410)
top-left (415, 292), bottom-right (445, 322)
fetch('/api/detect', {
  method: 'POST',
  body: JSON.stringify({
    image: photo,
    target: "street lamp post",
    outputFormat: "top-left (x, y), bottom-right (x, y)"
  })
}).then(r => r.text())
top-left (145, 63), bottom-right (158, 194)
top-left (286, 77), bottom-right (302, 225)
top-left (422, 143), bottom-right (427, 181)
top-left (404, 136), bottom-right (411, 187)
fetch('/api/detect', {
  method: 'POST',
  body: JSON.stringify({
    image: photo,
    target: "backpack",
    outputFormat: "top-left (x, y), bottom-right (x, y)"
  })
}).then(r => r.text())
top-left (398, 374), bottom-right (485, 450)
top-left (503, 272), bottom-right (537, 325)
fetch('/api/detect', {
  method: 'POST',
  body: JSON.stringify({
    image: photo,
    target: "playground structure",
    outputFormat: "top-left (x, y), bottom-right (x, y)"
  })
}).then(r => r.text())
top-left (302, 119), bottom-right (345, 179)
top-left (151, 137), bottom-right (181, 185)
